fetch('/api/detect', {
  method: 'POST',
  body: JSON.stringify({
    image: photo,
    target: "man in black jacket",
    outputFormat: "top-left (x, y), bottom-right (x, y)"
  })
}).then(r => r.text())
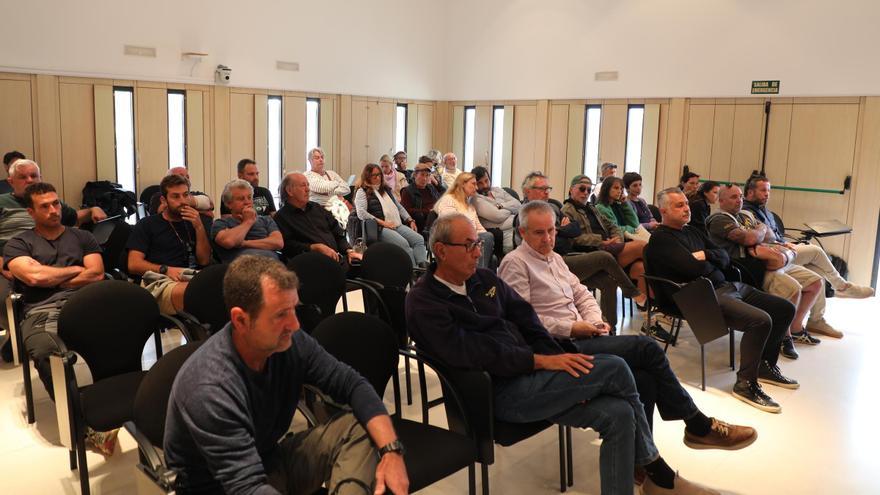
top-left (647, 188), bottom-right (797, 414)
top-left (406, 212), bottom-right (719, 495)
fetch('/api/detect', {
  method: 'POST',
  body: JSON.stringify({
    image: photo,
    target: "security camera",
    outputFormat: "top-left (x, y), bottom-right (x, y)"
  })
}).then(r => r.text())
top-left (215, 65), bottom-right (231, 84)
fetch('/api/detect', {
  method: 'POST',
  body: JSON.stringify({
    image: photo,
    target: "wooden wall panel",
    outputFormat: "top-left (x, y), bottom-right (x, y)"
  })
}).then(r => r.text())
top-left (848, 97), bottom-right (880, 284)
top-left (416, 103), bottom-right (433, 158)
top-left (451, 105), bottom-right (464, 161)
top-left (534, 100), bottom-right (549, 174)
top-left (598, 103), bottom-right (627, 167)
top-left (708, 104), bottom-right (734, 182)
top-left (0, 79), bottom-right (35, 167)
top-left (320, 97), bottom-right (336, 170)
top-left (229, 93), bottom-right (255, 180)
top-left (640, 103), bottom-right (661, 198)
top-left (685, 103), bottom-right (714, 173)
top-left (658, 98), bottom-right (687, 192)
top-left (35, 75), bottom-right (64, 188)
top-left (730, 103), bottom-right (765, 182)
top-left (349, 99), bottom-right (370, 176)
top-left (283, 95), bottom-right (307, 173)
top-left (564, 104), bottom-right (585, 191)
top-left (58, 83), bottom-right (96, 206)
top-left (135, 86), bottom-right (168, 195)
top-left (546, 103), bottom-right (570, 196)
top-left (762, 102), bottom-right (793, 212)
top-left (371, 101), bottom-right (395, 163)
top-left (511, 104), bottom-right (536, 195)
top-left (186, 90), bottom-right (206, 191)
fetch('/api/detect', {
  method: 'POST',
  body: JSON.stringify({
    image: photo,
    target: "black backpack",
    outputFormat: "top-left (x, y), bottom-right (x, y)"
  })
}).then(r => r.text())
top-left (81, 181), bottom-right (138, 219)
top-left (826, 254), bottom-right (849, 297)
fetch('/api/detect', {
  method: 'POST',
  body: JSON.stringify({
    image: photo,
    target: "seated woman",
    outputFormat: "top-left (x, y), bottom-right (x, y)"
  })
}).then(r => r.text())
top-left (561, 178), bottom-right (648, 307)
top-left (688, 180), bottom-right (720, 232)
top-left (623, 172), bottom-right (658, 231)
top-left (596, 176), bottom-right (641, 235)
top-left (380, 154), bottom-right (408, 201)
top-left (354, 163), bottom-right (427, 267)
top-left (434, 173), bottom-right (495, 268)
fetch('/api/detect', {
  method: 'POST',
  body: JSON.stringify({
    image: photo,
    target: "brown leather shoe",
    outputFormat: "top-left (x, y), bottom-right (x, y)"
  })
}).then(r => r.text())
top-left (683, 418), bottom-right (757, 450)
top-left (640, 472), bottom-right (720, 495)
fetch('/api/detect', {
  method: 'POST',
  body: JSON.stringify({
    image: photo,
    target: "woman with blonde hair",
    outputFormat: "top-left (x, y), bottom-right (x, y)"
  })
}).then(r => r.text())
top-left (434, 172), bottom-right (495, 267)
top-left (379, 154), bottom-right (408, 201)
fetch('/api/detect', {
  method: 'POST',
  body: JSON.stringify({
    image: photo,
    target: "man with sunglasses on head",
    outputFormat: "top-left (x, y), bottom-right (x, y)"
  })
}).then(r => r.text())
top-left (399, 158), bottom-right (446, 233)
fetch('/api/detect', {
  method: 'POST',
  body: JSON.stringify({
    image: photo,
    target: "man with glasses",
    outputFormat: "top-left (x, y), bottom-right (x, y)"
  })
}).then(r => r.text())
top-left (406, 212), bottom-right (720, 495)
top-left (400, 158), bottom-right (445, 232)
top-left (514, 171), bottom-right (580, 251)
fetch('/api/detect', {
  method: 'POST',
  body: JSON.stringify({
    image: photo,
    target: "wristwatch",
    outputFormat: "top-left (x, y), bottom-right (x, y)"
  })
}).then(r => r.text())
top-left (378, 439), bottom-right (406, 457)
top-left (159, 264), bottom-right (168, 275)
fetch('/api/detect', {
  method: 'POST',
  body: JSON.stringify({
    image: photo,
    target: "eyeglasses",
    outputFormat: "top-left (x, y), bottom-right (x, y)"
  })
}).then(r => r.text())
top-left (442, 239), bottom-right (484, 252)
top-left (369, 172), bottom-right (382, 178)
top-left (531, 186), bottom-right (553, 191)
top-left (577, 185), bottom-right (592, 193)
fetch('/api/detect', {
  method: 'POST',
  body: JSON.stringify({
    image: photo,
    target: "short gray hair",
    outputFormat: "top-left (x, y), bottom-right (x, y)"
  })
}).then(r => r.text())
top-left (521, 170), bottom-right (547, 193)
top-left (656, 187), bottom-right (685, 209)
top-left (221, 179), bottom-right (254, 205)
top-left (426, 149), bottom-right (443, 165)
top-left (429, 213), bottom-right (471, 248)
top-left (307, 147), bottom-right (324, 162)
top-left (9, 159), bottom-right (39, 177)
top-left (519, 200), bottom-right (556, 230)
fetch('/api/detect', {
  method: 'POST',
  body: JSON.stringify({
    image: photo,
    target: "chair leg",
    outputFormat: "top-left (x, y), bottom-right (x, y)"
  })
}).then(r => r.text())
top-left (566, 426), bottom-right (573, 487)
top-left (391, 367), bottom-right (402, 415)
top-left (417, 360), bottom-right (430, 424)
top-left (21, 347), bottom-right (34, 424)
top-left (557, 425), bottom-right (566, 493)
top-left (481, 463), bottom-right (489, 495)
top-left (68, 448), bottom-right (76, 470)
top-left (153, 330), bottom-right (163, 359)
top-left (701, 344), bottom-right (706, 392)
top-left (468, 464), bottom-right (476, 495)
top-left (75, 424), bottom-right (90, 495)
top-left (729, 329), bottom-right (735, 370)
top-left (404, 355), bottom-right (413, 406)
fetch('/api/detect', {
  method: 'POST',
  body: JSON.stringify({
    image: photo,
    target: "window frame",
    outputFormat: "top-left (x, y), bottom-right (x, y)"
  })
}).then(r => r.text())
top-left (490, 105), bottom-right (505, 187)
top-left (463, 105), bottom-right (476, 171)
top-left (624, 104), bottom-right (645, 174)
top-left (395, 103), bottom-right (408, 154)
top-left (582, 104), bottom-right (602, 181)
top-left (112, 86), bottom-right (136, 193)
top-left (166, 89), bottom-right (187, 169)
top-left (267, 95), bottom-right (283, 203)
top-left (305, 98), bottom-right (321, 168)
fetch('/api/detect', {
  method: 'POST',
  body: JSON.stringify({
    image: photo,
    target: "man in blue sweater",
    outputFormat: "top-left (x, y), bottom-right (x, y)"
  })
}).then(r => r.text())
top-left (164, 255), bottom-right (409, 494)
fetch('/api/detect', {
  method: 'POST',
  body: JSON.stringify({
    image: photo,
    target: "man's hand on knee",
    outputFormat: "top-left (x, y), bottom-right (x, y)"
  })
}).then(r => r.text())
top-left (534, 353), bottom-right (595, 377)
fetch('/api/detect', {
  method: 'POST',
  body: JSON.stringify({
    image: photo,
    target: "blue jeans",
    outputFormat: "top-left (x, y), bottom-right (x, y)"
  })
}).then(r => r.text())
top-left (379, 225), bottom-right (427, 266)
top-left (573, 335), bottom-right (699, 430)
top-left (493, 354), bottom-right (658, 495)
top-left (478, 231), bottom-right (495, 268)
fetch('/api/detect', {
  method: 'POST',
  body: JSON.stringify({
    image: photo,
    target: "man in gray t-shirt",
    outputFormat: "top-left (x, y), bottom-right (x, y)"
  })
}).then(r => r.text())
top-left (3, 183), bottom-right (104, 399)
top-left (211, 179), bottom-right (282, 263)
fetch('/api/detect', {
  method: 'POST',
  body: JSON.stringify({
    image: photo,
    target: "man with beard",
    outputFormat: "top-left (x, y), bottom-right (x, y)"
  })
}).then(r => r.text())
top-left (220, 159), bottom-right (277, 216)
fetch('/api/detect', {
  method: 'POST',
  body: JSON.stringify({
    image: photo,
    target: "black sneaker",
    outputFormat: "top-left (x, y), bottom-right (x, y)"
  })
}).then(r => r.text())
top-left (779, 337), bottom-right (799, 360)
top-left (758, 361), bottom-right (800, 389)
top-left (732, 379), bottom-right (781, 413)
top-left (640, 322), bottom-right (673, 344)
top-left (791, 330), bottom-right (821, 345)
top-left (0, 338), bottom-right (12, 363)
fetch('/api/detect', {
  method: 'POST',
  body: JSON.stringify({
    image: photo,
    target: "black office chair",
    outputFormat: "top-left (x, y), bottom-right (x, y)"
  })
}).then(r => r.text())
top-left (49, 280), bottom-right (165, 495)
top-left (648, 204), bottom-right (662, 222)
top-left (502, 187), bottom-right (521, 202)
top-left (431, 359), bottom-right (573, 494)
top-left (91, 219), bottom-right (133, 279)
top-left (176, 263), bottom-right (230, 340)
top-left (311, 312), bottom-right (478, 494)
top-left (124, 341), bottom-right (204, 492)
top-left (287, 252), bottom-right (348, 333)
top-left (642, 247), bottom-right (735, 391)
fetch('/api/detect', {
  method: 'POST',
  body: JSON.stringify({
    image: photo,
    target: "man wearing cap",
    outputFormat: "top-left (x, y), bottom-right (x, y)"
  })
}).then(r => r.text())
top-left (400, 158), bottom-right (446, 232)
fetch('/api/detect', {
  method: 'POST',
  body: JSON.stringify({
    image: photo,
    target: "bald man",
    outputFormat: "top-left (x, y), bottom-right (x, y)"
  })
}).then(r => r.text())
top-left (273, 172), bottom-right (361, 271)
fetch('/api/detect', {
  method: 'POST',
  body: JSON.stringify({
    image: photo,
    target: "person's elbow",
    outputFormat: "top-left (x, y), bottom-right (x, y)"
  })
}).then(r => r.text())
top-left (267, 233), bottom-right (283, 250)
top-left (214, 233), bottom-right (237, 249)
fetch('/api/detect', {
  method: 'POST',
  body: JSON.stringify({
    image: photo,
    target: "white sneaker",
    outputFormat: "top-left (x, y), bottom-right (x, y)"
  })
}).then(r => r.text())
top-left (836, 283), bottom-right (874, 299)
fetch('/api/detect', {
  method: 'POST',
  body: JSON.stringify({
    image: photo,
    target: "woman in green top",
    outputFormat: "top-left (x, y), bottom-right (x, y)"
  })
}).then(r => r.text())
top-left (595, 177), bottom-right (640, 234)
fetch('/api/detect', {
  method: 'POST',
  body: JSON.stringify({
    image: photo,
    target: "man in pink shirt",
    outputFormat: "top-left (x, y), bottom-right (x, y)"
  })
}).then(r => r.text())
top-left (498, 201), bottom-right (756, 456)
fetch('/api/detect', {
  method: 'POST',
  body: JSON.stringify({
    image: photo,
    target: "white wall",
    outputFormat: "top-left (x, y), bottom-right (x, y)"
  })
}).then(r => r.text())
top-left (442, 0), bottom-right (880, 100)
top-left (0, 0), bottom-right (444, 99)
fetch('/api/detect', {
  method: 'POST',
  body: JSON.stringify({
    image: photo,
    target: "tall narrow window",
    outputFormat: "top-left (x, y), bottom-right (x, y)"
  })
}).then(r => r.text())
top-left (463, 106), bottom-right (476, 171)
top-left (583, 105), bottom-right (602, 182)
top-left (268, 96), bottom-right (283, 203)
top-left (167, 90), bottom-right (186, 168)
top-left (395, 104), bottom-right (407, 153)
top-left (305, 98), bottom-right (320, 168)
top-left (491, 106), bottom-right (505, 186)
top-left (113, 87), bottom-right (136, 194)
top-left (624, 105), bottom-right (645, 173)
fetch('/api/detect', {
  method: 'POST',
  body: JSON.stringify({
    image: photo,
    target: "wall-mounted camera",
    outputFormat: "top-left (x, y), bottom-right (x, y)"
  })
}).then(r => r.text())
top-left (215, 64), bottom-right (231, 84)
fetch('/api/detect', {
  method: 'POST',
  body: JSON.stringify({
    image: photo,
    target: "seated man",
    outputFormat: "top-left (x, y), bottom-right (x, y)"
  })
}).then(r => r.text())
top-left (165, 255), bottom-right (408, 494)
top-left (400, 158), bottom-right (445, 232)
top-left (648, 188), bottom-right (797, 413)
top-left (127, 174), bottom-right (212, 314)
top-left (220, 158), bottom-right (277, 216)
top-left (407, 212), bottom-right (718, 495)
top-left (149, 167), bottom-right (215, 217)
top-left (707, 185), bottom-right (823, 359)
top-left (498, 200), bottom-right (755, 450)
top-left (471, 166), bottom-right (520, 254)
top-left (274, 172), bottom-right (361, 271)
top-left (743, 174), bottom-right (872, 338)
top-left (0, 150), bottom-right (25, 194)
top-left (212, 179), bottom-right (283, 263)
top-left (4, 182), bottom-right (105, 399)
top-left (514, 171), bottom-right (580, 250)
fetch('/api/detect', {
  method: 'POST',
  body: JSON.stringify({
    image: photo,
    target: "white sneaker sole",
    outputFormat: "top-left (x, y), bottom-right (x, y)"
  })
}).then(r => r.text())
top-left (757, 376), bottom-right (800, 389)
top-left (732, 390), bottom-right (782, 413)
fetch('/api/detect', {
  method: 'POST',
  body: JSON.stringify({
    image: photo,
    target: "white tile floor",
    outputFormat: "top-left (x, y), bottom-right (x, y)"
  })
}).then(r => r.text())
top-left (0, 294), bottom-right (876, 494)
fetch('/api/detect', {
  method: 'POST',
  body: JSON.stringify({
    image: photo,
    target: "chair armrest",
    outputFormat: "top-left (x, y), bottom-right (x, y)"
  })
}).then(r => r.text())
top-left (398, 349), bottom-right (473, 438)
top-left (160, 313), bottom-right (208, 343)
top-left (642, 274), bottom-right (684, 290)
top-left (123, 420), bottom-right (177, 490)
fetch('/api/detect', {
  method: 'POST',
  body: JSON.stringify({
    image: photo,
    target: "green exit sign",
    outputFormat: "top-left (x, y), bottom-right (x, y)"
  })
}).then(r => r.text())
top-left (751, 80), bottom-right (780, 94)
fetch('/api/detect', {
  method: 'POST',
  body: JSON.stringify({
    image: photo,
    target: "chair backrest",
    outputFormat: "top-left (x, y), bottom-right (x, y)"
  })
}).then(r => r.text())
top-left (58, 280), bottom-right (161, 382)
top-left (93, 219), bottom-right (132, 273)
top-left (139, 185), bottom-right (161, 209)
top-left (133, 341), bottom-right (204, 447)
top-left (648, 204), bottom-right (662, 222)
top-left (183, 264), bottom-right (230, 334)
top-left (311, 312), bottom-right (398, 398)
top-left (360, 242), bottom-right (411, 346)
top-left (502, 187), bottom-right (521, 202)
top-left (671, 278), bottom-right (729, 344)
top-left (287, 252), bottom-right (346, 332)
